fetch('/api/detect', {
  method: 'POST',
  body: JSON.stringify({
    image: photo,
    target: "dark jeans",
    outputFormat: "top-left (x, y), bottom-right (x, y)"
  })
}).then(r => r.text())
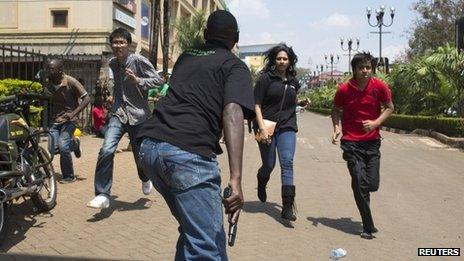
top-left (341, 140), bottom-right (381, 232)
top-left (95, 125), bottom-right (107, 138)
top-left (48, 122), bottom-right (77, 179)
top-left (94, 116), bottom-right (148, 197)
top-left (139, 138), bottom-right (227, 260)
top-left (257, 130), bottom-right (296, 186)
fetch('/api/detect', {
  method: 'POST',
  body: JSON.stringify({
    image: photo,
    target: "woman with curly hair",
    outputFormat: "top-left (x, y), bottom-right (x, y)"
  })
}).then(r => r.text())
top-left (253, 43), bottom-right (309, 221)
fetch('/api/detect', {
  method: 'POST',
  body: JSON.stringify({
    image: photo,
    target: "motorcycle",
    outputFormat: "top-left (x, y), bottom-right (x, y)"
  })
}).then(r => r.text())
top-left (0, 93), bottom-right (57, 244)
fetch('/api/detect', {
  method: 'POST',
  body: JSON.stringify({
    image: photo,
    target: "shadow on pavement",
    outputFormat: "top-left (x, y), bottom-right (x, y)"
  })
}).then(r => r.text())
top-left (242, 201), bottom-right (294, 228)
top-left (306, 216), bottom-right (362, 235)
top-left (0, 200), bottom-right (53, 252)
top-left (86, 196), bottom-right (151, 222)
top-left (0, 253), bottom-right (123, 260)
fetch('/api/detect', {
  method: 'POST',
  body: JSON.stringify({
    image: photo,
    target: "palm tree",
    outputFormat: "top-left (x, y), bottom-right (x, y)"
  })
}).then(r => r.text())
top-left (174, 9), bottom-right (207, 51)
top-left (387, 44), bottom-right (464, 116)
top-left (425, 44), bottom-right (464, 116)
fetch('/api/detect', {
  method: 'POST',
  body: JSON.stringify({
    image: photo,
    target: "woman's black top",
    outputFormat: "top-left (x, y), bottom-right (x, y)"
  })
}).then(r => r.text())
top-left (254, 70), bottom-right (301, 132)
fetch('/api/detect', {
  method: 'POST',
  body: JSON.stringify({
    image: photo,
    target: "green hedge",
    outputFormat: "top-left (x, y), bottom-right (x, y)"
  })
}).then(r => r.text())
top-left (309, 108), bottom-right (464, 137)
top-left (385, 114), bottom-right (464, 137)
top-left (0, 79), bottom-right (44, 127)
top-left (0, 78), bottom-right (43, 96)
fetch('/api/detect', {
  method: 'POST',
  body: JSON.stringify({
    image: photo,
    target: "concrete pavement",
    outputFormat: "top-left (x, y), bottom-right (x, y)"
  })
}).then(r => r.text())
top-left (1, 112), bottom-right (463, 260)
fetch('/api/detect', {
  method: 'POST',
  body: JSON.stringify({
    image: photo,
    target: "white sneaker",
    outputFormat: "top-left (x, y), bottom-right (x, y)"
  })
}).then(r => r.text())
top-left (87, 195), bottom-right (110, 209)
top-left (142, 180), bottom-right (153, 195)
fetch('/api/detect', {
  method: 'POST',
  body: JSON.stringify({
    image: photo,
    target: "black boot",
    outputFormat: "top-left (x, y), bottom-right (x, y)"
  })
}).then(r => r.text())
top-left (257, 171), bottom-right (270, 202)
top-left (281, 185), bottom-right (296, 221)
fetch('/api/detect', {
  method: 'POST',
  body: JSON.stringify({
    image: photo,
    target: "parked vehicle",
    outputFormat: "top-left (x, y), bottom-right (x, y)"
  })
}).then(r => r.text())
top-left (0, 93), bottom-right (57, 244)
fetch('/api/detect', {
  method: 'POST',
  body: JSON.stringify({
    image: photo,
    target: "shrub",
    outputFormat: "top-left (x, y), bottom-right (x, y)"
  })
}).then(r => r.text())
top-left (300, 82), bottom-right (337, 109)
top-left (309, 108), bottom-right (464, 137)
top-left (385, 114), bottom-right (464, 137)
top-left (0, 78), bottom-right (43, 96)
top-left (0, 79), bottom-right (44, 127)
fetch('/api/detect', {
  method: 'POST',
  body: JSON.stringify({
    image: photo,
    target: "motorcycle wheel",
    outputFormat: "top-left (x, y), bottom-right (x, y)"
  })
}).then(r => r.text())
top-left (31, 147), bottom-right (57, 212)
top-left (0, 201), bottom-right (9, 245)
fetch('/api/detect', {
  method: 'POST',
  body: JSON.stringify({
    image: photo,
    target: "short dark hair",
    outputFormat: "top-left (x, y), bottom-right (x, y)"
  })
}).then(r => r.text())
top-left (351, 52), bottom-right (374, 72)
top-left (262, 43), bottom-right (298, 77)
top-left (109, 27), bottom-right (132, 44)
top-left (47, 58), bottom-right (63, 70)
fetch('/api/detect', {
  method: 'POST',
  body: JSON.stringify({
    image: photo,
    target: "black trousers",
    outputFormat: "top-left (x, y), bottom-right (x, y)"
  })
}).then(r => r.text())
top-left (341, 140), bottom-right (381, 232)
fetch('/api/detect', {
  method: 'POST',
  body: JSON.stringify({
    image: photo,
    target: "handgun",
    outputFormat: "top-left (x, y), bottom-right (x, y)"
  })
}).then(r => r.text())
top-left (223, 186), bottom-right (237, 247)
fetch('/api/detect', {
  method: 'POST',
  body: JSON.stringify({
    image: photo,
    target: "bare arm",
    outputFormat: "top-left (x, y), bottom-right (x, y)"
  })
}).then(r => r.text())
top-left (57, 78), bottom-right (91, 123)
top-left (70, 94), bottom-right (90, 119)
top-left (331, 104), bottom-right (342, 144)
top-left (362, 101), bottom-right (394, 132)
top-left (254, 104), bottom-right (271, 144)
top-left (222, 103), bottom-right (244, 224)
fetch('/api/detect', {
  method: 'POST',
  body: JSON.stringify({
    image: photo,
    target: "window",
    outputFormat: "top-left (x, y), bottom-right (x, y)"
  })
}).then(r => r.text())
top-left (51, 10), bottom-right (68, 28)
top-left (192, 0), bottom-right (198, 7)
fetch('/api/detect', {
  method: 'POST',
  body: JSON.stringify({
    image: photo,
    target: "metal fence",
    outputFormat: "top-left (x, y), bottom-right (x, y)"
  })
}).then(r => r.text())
top-left (0, 44), bottom-right (102, 131)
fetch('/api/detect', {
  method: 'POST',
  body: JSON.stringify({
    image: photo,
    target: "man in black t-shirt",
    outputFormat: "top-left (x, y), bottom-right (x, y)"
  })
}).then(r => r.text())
top-left (138, 10), bottom-right (255, 259)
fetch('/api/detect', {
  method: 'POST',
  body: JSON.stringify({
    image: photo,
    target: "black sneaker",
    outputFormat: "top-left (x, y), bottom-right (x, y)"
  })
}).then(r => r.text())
top-left (60, 176), bottom-right (77, 183)
top-left (74, 137), bottom-right (81, 158)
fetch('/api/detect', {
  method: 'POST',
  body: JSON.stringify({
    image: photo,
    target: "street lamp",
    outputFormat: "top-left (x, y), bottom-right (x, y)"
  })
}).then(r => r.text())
top-left (340, 37), bottom-right (360, 73)
top-left (324, 54), bottom-right (340, 81)
top-left (316, 65), bottom-right (328, 86)
top-left (316, 64), bottom-right (327, 74)
top-left (366, 5), bottom-right (395, 66)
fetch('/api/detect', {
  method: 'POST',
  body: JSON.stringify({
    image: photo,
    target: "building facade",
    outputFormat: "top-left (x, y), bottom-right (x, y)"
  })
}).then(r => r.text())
top-left (238, 43), bottom-right (278, 70)
top-left (0, 0), bottom-right (226, 76)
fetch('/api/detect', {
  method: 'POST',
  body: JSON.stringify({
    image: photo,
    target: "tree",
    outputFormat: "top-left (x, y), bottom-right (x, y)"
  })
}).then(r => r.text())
top-left (149, 0), bottom-right (161, 69)
top-left (425, 44), bottom-right (464, 116)
top-left (387, 44), bottom-right (464, 116)
top-left (162, 0), bottom-right (171, 76)
top-left (174, 9), bottom-right (207, 51)
top-left (407, 0), bottom-right (464, 56)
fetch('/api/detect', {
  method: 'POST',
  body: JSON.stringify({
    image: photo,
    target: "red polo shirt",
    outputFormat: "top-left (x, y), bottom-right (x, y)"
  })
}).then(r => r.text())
top-left (333, 77), bottom-right (392, 141)
top-left (92, 105), bottom-right (106, 132)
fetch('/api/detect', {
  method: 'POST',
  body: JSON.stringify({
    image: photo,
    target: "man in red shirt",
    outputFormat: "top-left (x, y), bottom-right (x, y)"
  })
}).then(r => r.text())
top-left (331, 52), bottom-right (394, 239)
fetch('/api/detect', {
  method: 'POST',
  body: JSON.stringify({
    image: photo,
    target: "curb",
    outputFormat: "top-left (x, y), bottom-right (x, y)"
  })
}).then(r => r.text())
top-left (381, 127), bottom-right (464, 149)
top-left (381, 126), bottom-right (410, 135)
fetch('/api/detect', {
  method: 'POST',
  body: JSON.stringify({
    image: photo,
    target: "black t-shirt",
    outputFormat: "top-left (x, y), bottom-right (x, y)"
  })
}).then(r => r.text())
top-left (137, 44), bottom-right (256, 158)
top-left (254, 71), bottom-right (301, 132)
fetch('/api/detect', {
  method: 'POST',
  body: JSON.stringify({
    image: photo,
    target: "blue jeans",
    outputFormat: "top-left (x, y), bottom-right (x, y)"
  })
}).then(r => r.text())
top-left (48, 122), bottom-right (77, 179)
top-left (257, 129), bottom-right (296, 186)
top-left (94, 116), bottom-right (148, 196)
top-left (139, 138), bottom-right (227, 261)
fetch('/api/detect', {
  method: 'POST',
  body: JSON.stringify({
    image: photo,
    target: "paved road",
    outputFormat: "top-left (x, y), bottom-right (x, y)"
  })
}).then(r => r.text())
top-left (1, 112), bottom-right (463, 260)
